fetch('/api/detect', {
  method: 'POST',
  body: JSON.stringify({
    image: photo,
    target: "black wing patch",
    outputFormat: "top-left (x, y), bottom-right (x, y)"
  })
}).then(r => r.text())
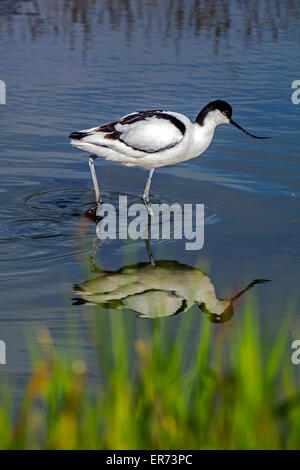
top-left (97, 110), bottom-right (186, 137)
top-left (97, 121), bottom-right (119, 132)
top-left (120, 110), bottom-right (186, 135)
top-left (119, 110), bottom-right (164, 125)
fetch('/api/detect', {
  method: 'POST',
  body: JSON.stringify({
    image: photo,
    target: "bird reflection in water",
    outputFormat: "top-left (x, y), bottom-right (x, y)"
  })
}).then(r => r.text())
top-left (73, 236), bottom-right (269, 323)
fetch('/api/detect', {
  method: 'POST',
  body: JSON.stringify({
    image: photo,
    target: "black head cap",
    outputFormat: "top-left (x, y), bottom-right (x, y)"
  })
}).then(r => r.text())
top-left (196, 100), bottom-right (232, 125)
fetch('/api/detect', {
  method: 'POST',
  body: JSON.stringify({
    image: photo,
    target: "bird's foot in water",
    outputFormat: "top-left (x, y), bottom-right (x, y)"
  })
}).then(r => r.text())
top-left (83, 202), bottom-right (102, 223)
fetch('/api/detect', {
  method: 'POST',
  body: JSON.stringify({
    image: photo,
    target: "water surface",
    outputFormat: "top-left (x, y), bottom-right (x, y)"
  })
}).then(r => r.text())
top-left (0, 0), bottom-right (299, 397)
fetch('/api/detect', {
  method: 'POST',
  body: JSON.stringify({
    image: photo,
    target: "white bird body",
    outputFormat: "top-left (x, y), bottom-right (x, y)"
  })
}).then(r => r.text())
top-left (70, 111), bottom-right (215, 169)
top-left (69, 100), bottom-right (267, 212)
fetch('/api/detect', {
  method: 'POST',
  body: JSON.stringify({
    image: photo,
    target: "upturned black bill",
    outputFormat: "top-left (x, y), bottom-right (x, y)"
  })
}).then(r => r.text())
top-left (230, 119), bottom-right (269, 139)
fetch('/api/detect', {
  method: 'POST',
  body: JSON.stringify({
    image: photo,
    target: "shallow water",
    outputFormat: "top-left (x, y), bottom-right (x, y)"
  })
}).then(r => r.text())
top-left (0, 0), bottom-right (300, 396)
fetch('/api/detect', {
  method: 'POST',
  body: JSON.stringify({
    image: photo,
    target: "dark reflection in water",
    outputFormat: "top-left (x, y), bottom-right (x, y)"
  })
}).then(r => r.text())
top-left (74, 206), bottom-right (269, 323)
top-left (1, 0), bottom-right (299, 53)
top-left (73, 247), bottom-right (269, 323)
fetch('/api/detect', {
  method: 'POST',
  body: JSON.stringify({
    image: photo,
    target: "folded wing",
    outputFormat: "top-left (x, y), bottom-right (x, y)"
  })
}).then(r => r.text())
top-left (94, 110), bottom-right (186, 154)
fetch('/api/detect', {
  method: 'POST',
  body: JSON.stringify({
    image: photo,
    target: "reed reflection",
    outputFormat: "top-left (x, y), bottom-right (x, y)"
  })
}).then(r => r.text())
top-left (1, 0), bottom-right (299, 53)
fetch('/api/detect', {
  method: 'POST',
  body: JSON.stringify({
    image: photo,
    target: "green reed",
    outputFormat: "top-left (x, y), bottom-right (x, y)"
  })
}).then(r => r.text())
top-left (0, 304), bottom-right (299, 450)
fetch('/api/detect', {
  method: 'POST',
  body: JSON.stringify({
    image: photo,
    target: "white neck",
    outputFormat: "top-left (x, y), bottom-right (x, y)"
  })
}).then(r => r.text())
top-left (188, 121), bottom-right (216, 159)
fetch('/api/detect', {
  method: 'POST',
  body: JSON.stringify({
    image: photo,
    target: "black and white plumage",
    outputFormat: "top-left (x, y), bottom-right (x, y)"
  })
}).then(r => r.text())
top-left (70, 110), bottom-right (191, 167)
top-left (69, 100), bottom-right (268, 215)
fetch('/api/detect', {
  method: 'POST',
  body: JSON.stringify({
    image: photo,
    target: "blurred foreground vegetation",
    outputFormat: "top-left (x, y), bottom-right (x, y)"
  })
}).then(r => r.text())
top-left (0, 306), bottom-right (299, 450)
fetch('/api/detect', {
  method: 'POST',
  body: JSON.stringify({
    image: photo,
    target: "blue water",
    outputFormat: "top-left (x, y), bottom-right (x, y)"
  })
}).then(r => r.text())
top-left (0, 0), bottom-right (300, 396)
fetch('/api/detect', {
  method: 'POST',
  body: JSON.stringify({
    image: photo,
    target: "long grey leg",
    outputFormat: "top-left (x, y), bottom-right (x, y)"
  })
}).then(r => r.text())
top-left (143, 169), bottom-right (154, 217)
top-left (89, 156), bottom-right (101, 204)
top-left (145, 236), bottom-right (155, 266)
